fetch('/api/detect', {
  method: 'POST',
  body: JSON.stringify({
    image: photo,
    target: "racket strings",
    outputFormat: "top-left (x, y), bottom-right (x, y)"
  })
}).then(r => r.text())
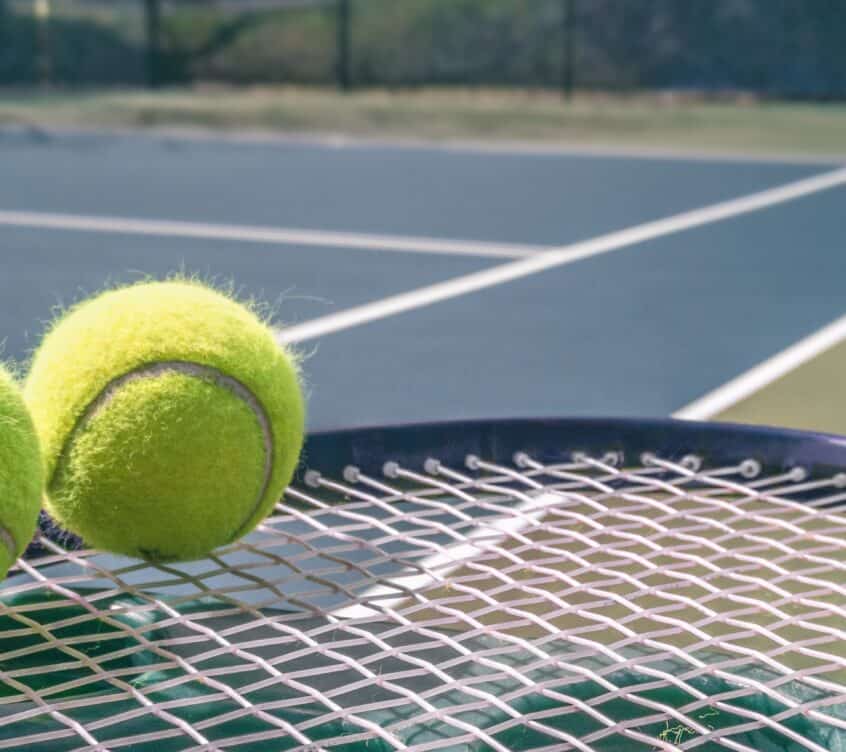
top-left (0, 450), bottom-right (843, 751)
top-left (14, 549), bottom-right (332, 751)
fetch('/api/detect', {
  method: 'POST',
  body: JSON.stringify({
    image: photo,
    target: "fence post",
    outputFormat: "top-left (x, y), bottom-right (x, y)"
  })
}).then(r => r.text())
top-left (336, 0), bottom-right (352, 91)
top-left (144, 0), bottom-right (162, 88)
top-left (561, 0), bottom-right (576, 100)
top-left (34, 0), bottom-right (52, 86)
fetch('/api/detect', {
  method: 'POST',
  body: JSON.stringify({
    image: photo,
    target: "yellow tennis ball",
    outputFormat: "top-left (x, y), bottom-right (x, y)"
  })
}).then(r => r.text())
top-left (25, 281), bottom-right (305, 562)
top-left (0, 365), bottom-right (43, 579)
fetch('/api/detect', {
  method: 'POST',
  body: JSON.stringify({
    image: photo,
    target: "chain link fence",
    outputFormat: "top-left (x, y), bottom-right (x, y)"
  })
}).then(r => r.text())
top-left (2, 0), bottom-right (845, 99)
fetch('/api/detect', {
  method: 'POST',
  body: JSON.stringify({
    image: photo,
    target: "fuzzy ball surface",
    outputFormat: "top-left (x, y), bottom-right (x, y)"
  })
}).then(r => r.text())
top-left (0, 365), bottom-right (43, 578)
top-left (25, 281), bottom-right (305, 562)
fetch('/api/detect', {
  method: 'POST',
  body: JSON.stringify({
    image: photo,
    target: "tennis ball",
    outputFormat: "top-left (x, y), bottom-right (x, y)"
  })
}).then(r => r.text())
top-left (25, 281), bottom-right (305, 562)
top-left (0, 365), bottom-right (43, 579)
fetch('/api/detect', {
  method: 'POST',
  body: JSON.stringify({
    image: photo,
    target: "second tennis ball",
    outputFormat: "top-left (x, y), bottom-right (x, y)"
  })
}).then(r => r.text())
top-left (0, 365), bottom-right (43, 579)
top-left (25, 281), bottom-right (305, 562)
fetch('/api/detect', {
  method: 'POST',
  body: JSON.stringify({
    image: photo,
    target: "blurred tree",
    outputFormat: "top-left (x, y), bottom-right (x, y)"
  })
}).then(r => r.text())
top-left (1, 0), bottom-right (844, 98)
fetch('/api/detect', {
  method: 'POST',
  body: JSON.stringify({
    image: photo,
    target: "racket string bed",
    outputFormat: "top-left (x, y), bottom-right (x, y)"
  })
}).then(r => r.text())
top-left (0, 448), bottom-right (843, 752)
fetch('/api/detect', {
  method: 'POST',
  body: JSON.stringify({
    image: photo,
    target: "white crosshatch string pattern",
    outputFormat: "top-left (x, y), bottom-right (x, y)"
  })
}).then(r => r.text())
top-left (0, 447), bottom-right (844, 751)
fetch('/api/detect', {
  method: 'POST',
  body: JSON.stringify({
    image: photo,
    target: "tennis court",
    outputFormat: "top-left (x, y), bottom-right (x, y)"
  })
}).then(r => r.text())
top-left (2, 127), bottom-right (845, 434)
top-left (2, 126), bottom-right (846, 751)
top-left (5, 0), bottom-right (846, 745)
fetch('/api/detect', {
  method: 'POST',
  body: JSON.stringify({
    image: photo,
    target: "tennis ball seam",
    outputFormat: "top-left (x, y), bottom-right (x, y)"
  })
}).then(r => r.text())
top-left (52, 361), bottom-right (275, 543)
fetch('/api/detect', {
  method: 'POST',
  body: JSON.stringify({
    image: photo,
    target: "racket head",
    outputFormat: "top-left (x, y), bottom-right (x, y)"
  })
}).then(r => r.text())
top-left (3, 417), bottom-right (845, 751)
top-left (301, 415), bottom-right (846, 481)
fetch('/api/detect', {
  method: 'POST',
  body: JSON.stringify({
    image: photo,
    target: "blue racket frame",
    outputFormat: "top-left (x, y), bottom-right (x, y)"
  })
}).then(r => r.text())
top-left (301, 417), bottom-right (846, 480)
top-left (34, 417), bottom-right (846, 556)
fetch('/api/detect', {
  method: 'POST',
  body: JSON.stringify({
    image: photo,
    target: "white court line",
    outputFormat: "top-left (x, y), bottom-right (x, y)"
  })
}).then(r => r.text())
top-left (332, 492), bottom-right (561, 620)
top-left (674, 313), bottom-right (846, 420)
top-left (0, 210), bottom-right (540, 260)
top-left (278, 166), bottom-right (846, 345)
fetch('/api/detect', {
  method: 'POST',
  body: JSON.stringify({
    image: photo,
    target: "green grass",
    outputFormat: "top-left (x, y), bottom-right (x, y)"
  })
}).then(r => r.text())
top-left (2, 87), bottom-right (846, 156)
top-left (716, 340), bottom-right (846, 435)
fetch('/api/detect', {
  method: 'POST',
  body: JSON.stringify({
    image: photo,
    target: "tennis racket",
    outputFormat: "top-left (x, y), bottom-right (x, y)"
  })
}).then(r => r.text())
top-left (1, 417), bottom-right (844, 751)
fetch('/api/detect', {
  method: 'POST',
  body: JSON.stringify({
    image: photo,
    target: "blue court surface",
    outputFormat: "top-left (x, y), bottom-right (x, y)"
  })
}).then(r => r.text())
top-left (3, 128), bottom-right (846, 433)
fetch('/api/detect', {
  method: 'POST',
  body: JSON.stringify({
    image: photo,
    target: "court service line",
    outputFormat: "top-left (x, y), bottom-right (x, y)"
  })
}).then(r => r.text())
top-left (277, 166), bottom-right (846, 345)
top-left (0, 209), bottom-right (540, 260)
top-left (674, 312), bottom-right (846, 420)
